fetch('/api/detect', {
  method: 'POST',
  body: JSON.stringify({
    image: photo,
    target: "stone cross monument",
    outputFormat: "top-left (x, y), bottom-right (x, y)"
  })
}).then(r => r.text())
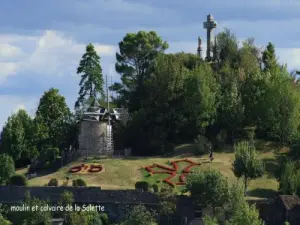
top-left (203, 14), bottom-right (217, 61)
top-left (197, 37), bottom-right (202, 59)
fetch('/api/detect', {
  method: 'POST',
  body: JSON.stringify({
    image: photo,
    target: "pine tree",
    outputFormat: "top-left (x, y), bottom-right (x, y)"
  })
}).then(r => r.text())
top-left (262, 42), bottom-right (277, 72)
top-left (75, 43), bottom-right (104, 109)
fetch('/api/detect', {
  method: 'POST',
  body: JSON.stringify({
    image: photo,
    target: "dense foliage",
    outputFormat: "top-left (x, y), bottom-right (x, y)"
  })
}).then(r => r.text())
top-left (0, 154), bottom-right (15, 185)
top-left (7, 192), bottom-right (52, 225)
top-left (186, 169), bottom-right (229, 214)
top-left (0, 110), bottom-right (37, 166)
top-left (9, 174), bottom-right (28, 186)
top-left (0, 27), bottom-right (300, 224)
top-left (232, 141), bottom-right (264, 194)
top-left (47, 178), bottom-right (59, 186)
top-left (1, 29), bottom-right (299, 161)
top-left (117, 205), bottom-right (157, 225)
top-left (75, 43), bottom-right (104, 110)
top-left (72, 178), bottom-right (87, 186)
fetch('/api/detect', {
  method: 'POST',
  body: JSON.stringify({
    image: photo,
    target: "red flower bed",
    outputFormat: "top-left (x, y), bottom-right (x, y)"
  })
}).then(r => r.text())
top-left (183, 164), bottom-right (198, 173)
top-left (144, 159), bottom-right (200, 186)
top-left (69, 165), bottom-right (83, 173)
top-left (171, 161), bottom-right (179, 171)
top-left (88, 165), bottom-right (103, 173)
top-left (69, 164), bottom-right (103, 173)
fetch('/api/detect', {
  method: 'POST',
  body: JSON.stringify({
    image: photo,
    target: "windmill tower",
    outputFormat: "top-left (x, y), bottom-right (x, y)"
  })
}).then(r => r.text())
top-left (78, 74), bottom-right (129, 158)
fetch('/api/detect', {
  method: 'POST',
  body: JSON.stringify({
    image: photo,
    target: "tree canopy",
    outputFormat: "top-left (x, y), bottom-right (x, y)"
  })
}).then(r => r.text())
top-left (75, 43), bottom-right (104, 109)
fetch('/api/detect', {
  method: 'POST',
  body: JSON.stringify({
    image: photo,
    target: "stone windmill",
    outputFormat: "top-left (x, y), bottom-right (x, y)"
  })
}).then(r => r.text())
top-left (78, 75), bottom-right (130, 158)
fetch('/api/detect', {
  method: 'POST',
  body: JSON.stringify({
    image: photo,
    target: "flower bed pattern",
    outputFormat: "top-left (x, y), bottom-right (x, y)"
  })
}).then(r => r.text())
top-left (144, 159), bottom-right (200, 186)
top-left (69, 163), bottom-right (103, 174)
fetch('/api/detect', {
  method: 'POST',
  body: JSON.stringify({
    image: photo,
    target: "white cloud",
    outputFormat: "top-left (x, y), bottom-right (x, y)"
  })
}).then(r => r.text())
top-left (0, 44), bottom-right (24, 59)
top-left (0, 34), bottom-right (38, 44)
top-left (0, 96), bottom-right (38, 129)
top-left (0, 63), bottom-right (19, 83)
top-left (277, 48), bottom-right (300, 70)
top-left (0, 30), bottom-right (116, 81)
top-left (14, 104), bottom-right (26, 112)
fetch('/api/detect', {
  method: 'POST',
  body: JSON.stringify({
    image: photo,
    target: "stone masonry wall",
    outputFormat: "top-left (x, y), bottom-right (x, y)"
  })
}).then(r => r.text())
top-left (78, 120), bottom-right (108, 156)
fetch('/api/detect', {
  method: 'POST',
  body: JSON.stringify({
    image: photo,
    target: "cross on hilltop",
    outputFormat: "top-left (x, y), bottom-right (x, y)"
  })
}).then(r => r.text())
top-left (203, 14), bottom-right (217, 61)
top-left (197, 14), bottom-right (217, 61)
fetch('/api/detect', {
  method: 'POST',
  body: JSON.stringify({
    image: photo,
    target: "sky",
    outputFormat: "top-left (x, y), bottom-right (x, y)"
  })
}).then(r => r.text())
top-left (0, 0), bottom-right (300, 129)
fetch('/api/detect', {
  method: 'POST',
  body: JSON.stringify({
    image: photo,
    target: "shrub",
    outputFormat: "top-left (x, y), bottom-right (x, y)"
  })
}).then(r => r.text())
top-left (9, 174), bottom-right (28, 186)
top-left (160, 186), bottom-right (174, 194)
top-left (72, 178), bottom-right (87, 186)
top-left (194, 135), bottom-right (211, 155)
top-left (99, 213), bottom-right (109, 225)
top-left (135, 181), bottom-right (150, 191)
top-left (152, 184), bottom-right (159, 193)
top-left (29, 147), bottom-right (60, 172)
top-left (43, 147), bottom-right (60, 162)
top-left (48, 178), bottom-right (58, 186)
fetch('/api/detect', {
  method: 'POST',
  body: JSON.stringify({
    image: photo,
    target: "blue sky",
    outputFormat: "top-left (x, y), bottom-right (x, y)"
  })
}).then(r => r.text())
top-left (0, 0), bottom-right (300, 129)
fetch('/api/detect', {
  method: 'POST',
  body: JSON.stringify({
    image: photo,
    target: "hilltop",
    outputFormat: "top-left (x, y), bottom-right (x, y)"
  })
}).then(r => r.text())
top-left (17, 141), bottom-right (282, 200)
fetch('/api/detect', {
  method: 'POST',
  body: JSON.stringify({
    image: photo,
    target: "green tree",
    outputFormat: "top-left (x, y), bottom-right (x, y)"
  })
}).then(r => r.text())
top-left (203, 216), bottom-right (219, 225)
top-left (58, 191), bottom-right (74, 222)
top-left (125, 53), bottom-right (187, 154)
top-left (0, 109), bottom-right (38, 166)
top-left (75, 43), bottom-right (104, 109)
top-left (34, 88), bottom-right (71, 151)
top-left (216, 69), bottom-right (244, 138)
top-left (213, 29), bottom-right (239, 68)
top-left (225, 182), bottom-right (247, 219)
top-left (68, 212), bottom-right (88, 225)
top-left (67, 211), bottom-right (103, 225)
top-left (238, 38), bottom-right (262, 74)
top-left (241, 73), bottom-right (267, 127)
top-left (186, 169), bottom-right (229, 215)
top-left (0, 154), bottom-right (15, 185)
top-left (279, 161), bottom-right (300, 195)
top-left (120, 205), bottom-right (157, 225)
top-left (262, 42), bottom-right (278, 73)
top-left (183, 63), bottom-right (219, 136)
top-left (112, 31), bottom-right (168, 111)
top-left (225, 201), bottom-right (264, 225)
top-left (144, 53), bottom-right (187, 141)
top-left (232, 142), bottom-right (264, 195)
top-left (259, 72), bottom-right (300, 143)
top-left (8, 192), bottom-right (52, 225)
top-left (174, 52), bottom-right (203, 70)
top-left (83, 211), bottom-right (103, 225)
top-left (0, 214), bottom-right (11, 225)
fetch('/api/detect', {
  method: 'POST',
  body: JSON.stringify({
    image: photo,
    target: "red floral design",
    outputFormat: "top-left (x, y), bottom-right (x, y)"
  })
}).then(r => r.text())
top-left (88, 165), bottom-right (103, 173)
top-left (69, 164), bottom-right (103, 173)
top-left (144, 159), bottom-right (200, 186)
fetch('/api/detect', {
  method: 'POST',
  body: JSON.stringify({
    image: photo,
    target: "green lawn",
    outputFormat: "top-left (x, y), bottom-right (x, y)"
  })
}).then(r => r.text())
top-left (16, 141), bottom-right (283, 199)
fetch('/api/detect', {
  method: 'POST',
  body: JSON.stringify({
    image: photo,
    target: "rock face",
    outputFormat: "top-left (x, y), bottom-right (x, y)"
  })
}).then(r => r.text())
top-left (78, 120), bottom-right (109, 157)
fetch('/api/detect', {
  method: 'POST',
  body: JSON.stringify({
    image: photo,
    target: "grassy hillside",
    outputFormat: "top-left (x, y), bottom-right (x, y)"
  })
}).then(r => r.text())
top-left (17, 141), bottom-right (283, 199)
